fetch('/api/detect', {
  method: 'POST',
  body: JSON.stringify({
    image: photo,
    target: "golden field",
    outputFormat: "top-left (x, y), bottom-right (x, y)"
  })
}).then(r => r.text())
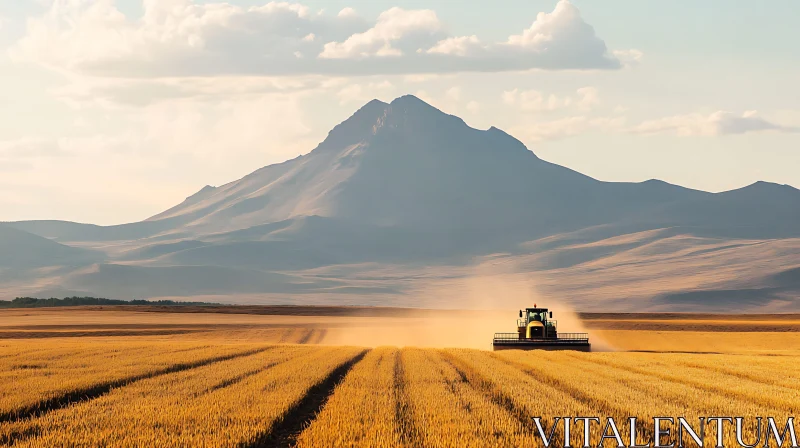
top-left (1, 307), bottom-right (799, 447)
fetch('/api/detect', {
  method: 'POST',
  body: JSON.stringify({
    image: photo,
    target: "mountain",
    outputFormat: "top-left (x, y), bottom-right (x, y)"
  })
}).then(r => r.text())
top-left (0, 224), bottom-right (102, 268)
top-left (4, 95), bottom-right (800, 311)
top-left (140, 96), bottom-right (704, 238)
top-left (641, 181), bottom-right (800, 238)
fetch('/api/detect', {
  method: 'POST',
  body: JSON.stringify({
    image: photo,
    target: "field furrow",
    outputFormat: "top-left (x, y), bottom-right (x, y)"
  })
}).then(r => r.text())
top-left (667, 353), bottom-right (800, 389)
top-left (445, 349), bottom-right (613, 447)
top-left (394, 347), bottom-right (420, 447)
top-left (252, 349), bottom-right (369, 447)
top-left (400, 348), bottom-right (534, 447)
top-left (296, 348), bottom-right (403, 447)
top-left (0, 346), bottom-right (294, 446)
top-left (0, 342), bottom-right (267, 422)
top-left (511, 351), bottom-right (789, 446)
top-left (495, 350), bottom-right (712, 444)
top-left (439, 351), bottom-right (538, 434)
top-left (567, 352), bottom-right (800, 413)
top-left (5, 346), bottom-right (364, 448)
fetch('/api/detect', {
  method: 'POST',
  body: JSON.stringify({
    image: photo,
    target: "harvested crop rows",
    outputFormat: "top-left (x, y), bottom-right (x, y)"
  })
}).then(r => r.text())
top-left (1, 339), bottom-right (798, 447)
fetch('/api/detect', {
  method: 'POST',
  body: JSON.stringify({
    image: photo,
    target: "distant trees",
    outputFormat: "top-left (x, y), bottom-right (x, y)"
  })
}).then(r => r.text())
top-left (0, 296), bottom-right (217, 308)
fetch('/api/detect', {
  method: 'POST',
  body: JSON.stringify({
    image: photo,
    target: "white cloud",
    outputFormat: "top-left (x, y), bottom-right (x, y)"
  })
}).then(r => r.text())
top-left (631, 110), bottom-right (799, 136)
top-left (466, 101), bottom-right (480, 114)
top-left (5, 94), bottom-right (312, 163)
top-left (512, 108), bottom-right (795, 143)
top-left (613, 49), bottom-right (644, 67)
top-left (426, 35), bottom-right (482, 57)
top-left (337, 7), bottom-right (358, 19)
top-left (12, 0), bottom-right (622, 77)
top-left (0, 91), bottom-right (320, 223)
top-left (336, 84), bottom-right (363, 105)
top-left (515, 116), bottom-right (588, 142)
top-left (503, 87), bottom-right (600, 113)
top-left (501, 0), bottom-right (620, 69)
top-left (576, 86), bottom-right (600, 111)
top-left (320, 8), bottom-right (444, 59)
top-left (504, 89), bottom-right (562, 112)
top-left (445, 86), bottom-right (461, 101)
top-left (540, 117), bottom-right (593, 140)
top-left (413, 90), bottom-right (436, 107)
top-left (12, 0), bottom-right (368, 77)
top-left (403, 73), bottom-right (449, 83)
top-left (335, 80), bottom-right (393, 105)
top-left (50, 76), bottom-right (323, 109)
top-left (512, 115), bottom-right (626, 142)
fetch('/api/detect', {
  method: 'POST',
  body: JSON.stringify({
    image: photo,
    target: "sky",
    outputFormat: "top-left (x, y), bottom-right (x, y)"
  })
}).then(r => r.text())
top-left (0, 0), bottom-right (798, 225)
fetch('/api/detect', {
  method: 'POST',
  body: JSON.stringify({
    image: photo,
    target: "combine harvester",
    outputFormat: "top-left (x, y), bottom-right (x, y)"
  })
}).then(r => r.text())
top-left (492, 305), bottom-right (591, 351)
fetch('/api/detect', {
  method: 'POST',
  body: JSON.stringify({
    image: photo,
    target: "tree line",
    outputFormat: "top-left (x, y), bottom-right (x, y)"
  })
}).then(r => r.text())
top-left (0, 296), bottom-right (217, 308)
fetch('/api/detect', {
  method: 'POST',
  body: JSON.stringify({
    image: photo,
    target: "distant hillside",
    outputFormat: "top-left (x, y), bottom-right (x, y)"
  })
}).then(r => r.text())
top-left (0, 224), bottom-right (102, 268)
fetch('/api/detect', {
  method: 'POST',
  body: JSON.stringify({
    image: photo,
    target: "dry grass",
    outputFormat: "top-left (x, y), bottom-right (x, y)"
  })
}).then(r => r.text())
top-left (295, 347), bottom-right (403, 447)
top-left (5, 346), bottom-right (363, 448)
top-left (0, 340), bottom-right (262, 419)
top-left (595, 330), bottom-right (800, 354)
top-left (1, 308), bottom-right (798, 447)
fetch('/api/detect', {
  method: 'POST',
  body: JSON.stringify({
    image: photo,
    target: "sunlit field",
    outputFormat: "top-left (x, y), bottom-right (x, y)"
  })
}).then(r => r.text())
top-left (1, 308), bottom-right (798, 447)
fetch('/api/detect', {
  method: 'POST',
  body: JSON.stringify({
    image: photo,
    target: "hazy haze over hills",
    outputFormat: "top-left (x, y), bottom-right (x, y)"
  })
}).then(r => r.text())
top-left (4, 96), bottom-right (800, 311)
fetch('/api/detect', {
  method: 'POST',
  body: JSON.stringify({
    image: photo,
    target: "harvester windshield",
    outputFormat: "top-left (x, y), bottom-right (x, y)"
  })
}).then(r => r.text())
top-left (527, 310), bottom-right (547, 322)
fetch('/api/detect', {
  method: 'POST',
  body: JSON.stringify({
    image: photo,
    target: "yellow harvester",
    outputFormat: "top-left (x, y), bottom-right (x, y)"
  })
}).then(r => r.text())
top-left (492, 305), bottom-right (590, 351)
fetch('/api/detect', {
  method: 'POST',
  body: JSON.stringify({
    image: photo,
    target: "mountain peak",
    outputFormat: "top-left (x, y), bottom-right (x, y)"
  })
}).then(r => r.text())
top-left (735, 181), bottom-right (798, 193)
top-left (750, 180), bottom-right (798, 191)
top-left (716, 181), bottom-right (800, 205)
top-left (389, 94), bottom-right (449, 118)
top-left (315, 98), bottom-right (389, 151)
top-left (315, 95), bottom-right (465, 152)
top-left (360, 98), bottom-right (389, 112)
top-left (390, 94), bottom-right (430, 107)
top-left (381, 94), bottom-right (471, 136)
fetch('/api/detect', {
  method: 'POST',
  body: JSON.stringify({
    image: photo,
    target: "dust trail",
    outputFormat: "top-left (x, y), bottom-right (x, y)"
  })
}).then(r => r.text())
top-left (324, 263), bottom-right (614, 350)
top-left (311, 329), bottom-right (327, 345)
top-left (297, 329), bottom-right (314, 344)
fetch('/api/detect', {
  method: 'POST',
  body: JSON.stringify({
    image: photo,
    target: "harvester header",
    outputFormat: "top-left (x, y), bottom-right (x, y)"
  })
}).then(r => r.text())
top-left (492, 305), bottom-right (590, 351)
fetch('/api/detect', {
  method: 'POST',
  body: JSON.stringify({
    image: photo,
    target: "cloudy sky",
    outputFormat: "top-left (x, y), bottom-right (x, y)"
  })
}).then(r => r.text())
top-left (1, 0), bottom-right (798, 225)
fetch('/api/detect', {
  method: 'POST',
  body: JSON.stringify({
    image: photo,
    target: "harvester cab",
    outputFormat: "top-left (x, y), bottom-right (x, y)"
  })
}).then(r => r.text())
top-left (493, 304), bottom-right (590, 351)
top-left (518, 307), bottom-right (556, 339)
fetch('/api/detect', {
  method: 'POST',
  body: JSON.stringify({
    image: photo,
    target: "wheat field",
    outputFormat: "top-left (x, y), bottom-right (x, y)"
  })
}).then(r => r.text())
top-left (1, 310), bottom-right (798, 447)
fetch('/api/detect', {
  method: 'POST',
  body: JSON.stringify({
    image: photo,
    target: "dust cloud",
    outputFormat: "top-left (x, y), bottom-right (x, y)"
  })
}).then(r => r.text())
top-left (324, 267), bottom-right (614, 351)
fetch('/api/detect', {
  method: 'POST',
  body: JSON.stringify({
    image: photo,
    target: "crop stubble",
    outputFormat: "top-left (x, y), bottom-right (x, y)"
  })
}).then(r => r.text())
top-left (1, 338), bottom-right (798, 447)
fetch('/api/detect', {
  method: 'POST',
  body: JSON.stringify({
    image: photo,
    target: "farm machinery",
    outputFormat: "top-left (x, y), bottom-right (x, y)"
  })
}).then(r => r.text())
top-left (492, 305), bottom-right (591, 351)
